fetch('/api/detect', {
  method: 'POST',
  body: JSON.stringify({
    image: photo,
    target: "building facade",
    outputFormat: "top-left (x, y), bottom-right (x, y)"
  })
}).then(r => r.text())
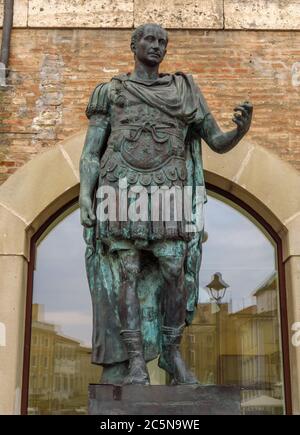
top-left (0, 0), bottom-right (300, 414)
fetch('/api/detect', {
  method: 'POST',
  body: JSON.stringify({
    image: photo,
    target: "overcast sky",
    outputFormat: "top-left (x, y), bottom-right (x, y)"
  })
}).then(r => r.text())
top-left (33, 194), bottom-right (277, 346)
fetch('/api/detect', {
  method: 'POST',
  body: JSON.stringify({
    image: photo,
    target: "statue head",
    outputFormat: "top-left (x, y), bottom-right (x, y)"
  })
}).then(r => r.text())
top-left (131, 23), bottom-right (168, 67)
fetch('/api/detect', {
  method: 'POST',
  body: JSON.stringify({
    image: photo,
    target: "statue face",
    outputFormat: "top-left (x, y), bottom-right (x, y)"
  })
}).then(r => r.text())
top-left (133, 25), bottom-right (168, 67)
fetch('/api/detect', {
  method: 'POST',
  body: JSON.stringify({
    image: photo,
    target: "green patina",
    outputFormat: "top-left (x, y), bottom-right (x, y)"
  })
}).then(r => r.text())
top-left (79, 23), bottom-right (252, 385)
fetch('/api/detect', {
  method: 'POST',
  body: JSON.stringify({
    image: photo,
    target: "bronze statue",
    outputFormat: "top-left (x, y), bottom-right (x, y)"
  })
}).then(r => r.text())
top-left (79, 23), bottom-right (252, 385)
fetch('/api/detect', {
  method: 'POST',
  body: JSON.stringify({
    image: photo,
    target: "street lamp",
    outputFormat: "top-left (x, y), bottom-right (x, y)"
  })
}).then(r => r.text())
top-left (206, 272), bottom-right (229, 306)
top-left (206, 273), bottom-right (230, 385)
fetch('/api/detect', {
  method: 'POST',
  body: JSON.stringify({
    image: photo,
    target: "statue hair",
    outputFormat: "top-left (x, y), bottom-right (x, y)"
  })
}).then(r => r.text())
top-left (131, 23), bottom-right (168, 50)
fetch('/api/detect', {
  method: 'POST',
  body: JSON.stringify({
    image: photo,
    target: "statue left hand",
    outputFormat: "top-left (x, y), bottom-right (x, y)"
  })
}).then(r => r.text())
top-left (232, 101), bottom-right (253, 135)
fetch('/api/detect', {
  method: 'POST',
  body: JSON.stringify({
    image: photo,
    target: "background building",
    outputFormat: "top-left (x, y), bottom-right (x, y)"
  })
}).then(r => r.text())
top-left (29, 304), bottom-right (99, 414)
top-left (181, 272), bottom-right (284, 414)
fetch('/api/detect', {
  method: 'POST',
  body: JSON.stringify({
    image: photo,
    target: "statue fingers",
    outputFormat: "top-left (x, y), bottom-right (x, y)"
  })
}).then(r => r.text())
top-left (233, 112), bottom-right (243, 122)
top-left (242, 101), bottom-right (253, 114)
top-left (232, 117), bottom-right (243, 129)
top-left (234, 106), bottom-right (248, 118)
top-left (88, 207), bottom-right (96, 222)
top-left (83, 217), bottom-right (94, 227)
top-left (80, 208), bottom-right (86, 225)
top-left (81, 208), bottom-right (94, 227)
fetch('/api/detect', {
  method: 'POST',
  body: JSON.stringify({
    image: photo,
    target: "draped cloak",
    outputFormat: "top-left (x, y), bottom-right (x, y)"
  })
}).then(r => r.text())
top-left (84, 72), bottom-right (210, 365)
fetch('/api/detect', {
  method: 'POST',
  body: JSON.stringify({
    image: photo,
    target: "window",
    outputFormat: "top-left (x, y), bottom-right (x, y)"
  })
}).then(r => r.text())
top-left (181, 190), bottom-right (285, 415)
top-left (24, 191), bottom-right (287, 415)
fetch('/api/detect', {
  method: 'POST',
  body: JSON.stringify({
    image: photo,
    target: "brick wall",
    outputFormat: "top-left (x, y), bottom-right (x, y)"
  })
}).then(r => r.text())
top-left (0, 27), bottom-right (300, 183)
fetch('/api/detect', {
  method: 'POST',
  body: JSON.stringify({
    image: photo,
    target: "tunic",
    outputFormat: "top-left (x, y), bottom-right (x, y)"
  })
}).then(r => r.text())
top-left (86, 73), bottom-right (210, 245)
top-left (84, 72), bottom-right (210, 364)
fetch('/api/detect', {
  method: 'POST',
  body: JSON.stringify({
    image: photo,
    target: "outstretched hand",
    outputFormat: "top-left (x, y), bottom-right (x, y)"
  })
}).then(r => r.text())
top-left (80, 195), bottom-right (96, 227)
top-left (232, 101), bottom-right (253, 135)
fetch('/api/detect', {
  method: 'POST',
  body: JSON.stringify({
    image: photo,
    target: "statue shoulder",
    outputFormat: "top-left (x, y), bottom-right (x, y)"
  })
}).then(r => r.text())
top-left (86, 82), bottom-right (111, 119)
top-left (174, 71), bottom-right (200, 89)
top-left (175, 71), bottom-right (210, 119)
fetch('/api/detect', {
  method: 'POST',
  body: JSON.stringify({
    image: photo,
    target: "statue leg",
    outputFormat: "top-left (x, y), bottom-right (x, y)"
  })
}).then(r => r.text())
top-left (100, 362), bottom-right (129, 384)
top-left (118, 249), bottom-right (150, 385)
top-left (157, 254), bottom-right (199, 384)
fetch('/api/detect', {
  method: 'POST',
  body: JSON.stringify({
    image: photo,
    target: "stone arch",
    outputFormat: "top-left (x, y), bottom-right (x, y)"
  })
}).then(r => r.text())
top-left (0, 130), bottom-right (299, 414)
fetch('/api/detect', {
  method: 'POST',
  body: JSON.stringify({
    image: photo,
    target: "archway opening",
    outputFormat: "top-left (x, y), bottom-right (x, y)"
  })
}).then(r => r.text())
top-left (21, 187), bottom-right (290, 415)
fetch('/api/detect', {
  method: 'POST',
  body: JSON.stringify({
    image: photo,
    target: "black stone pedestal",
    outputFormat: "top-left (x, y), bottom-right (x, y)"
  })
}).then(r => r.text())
top-left (88, 384), bottom-right (241, 415)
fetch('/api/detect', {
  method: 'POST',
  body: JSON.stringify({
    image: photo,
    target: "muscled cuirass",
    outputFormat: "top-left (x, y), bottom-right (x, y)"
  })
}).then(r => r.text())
top-left (99, 80), bottom-right (188, 187)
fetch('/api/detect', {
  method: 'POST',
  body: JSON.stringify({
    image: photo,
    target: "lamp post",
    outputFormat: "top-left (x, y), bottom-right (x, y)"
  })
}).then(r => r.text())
top-left (206, 273), bottom-right (229, 384)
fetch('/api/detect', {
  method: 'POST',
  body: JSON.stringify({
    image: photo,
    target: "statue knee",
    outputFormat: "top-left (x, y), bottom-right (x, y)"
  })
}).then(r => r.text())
top-left (159, 256), bottom-right (184, 282)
